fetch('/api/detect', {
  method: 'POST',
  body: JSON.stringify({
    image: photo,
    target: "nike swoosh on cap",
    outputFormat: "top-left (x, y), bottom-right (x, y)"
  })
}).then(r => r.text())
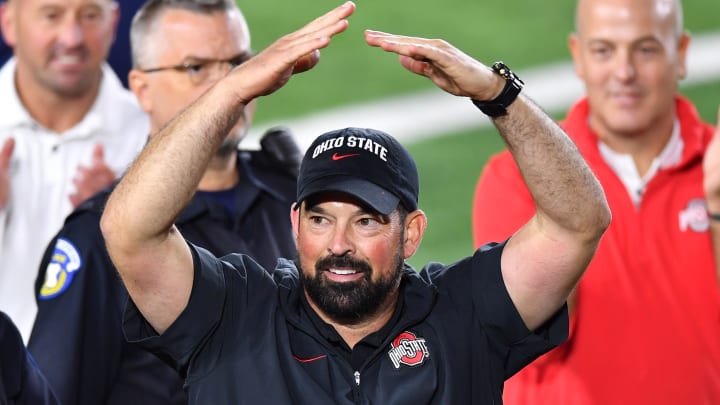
top-left (332, 152), bottom-right (360, 161)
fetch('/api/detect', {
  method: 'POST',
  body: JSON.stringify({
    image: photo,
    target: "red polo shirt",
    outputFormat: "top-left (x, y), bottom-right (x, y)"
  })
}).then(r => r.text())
top-left (473, 96), bottom-right (720, 405)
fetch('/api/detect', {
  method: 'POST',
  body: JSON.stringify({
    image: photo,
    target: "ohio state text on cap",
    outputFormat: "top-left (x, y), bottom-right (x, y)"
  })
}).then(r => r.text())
top-left (296, 127), bottom-right (419, 215)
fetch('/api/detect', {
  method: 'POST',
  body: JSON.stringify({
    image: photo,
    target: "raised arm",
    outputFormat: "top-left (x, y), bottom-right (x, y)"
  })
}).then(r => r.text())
top-left (703, 106), bottom-right (720, 285)
top-left (100, 2), bottom-right (356, 334)
top-left (364, 30), bottom-right (611, 330)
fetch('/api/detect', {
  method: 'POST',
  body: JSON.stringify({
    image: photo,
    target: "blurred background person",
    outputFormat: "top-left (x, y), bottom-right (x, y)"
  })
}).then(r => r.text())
top-left (28, 0), bottom-right (299, 403)
top-left (0, 0), bottom-right (143, 87)
top-left (0, 0), bottom-right (148, 342)
top-left (473, 0), bottom-right (720, 403)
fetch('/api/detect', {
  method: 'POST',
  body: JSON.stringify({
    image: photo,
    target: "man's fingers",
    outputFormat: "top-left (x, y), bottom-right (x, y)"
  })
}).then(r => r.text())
top-left (365, 30), bottom-right (441, 64)
top-left (365, 31), bottom-right (441, 78)
top-left (292, 1), bottom-right (355, 39)
top-left (276, 1), bottom-right (354, 60)
top-left (0, 138), bottom-right (13, 208)
top-left (0, 138), bottom-right (15, 171)
top-left (292, 50), bottom-right (321, 74)
top-left (278, 17), bottom-right (350, 63)
top-left (397, 55), bottom-right (432, 77)
top-left (364, 30), bottom-right (397, 46)
top-left (365, 30), bottom-right (416, 51)
top-left (223, 2), bottom-right (354, 101)
top-left (92, 143), bottom-right (105, 165)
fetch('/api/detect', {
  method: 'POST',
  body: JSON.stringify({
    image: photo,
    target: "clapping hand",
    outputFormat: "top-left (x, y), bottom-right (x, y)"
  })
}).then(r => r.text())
top-left (69, 143), bottom-right (116, 207)
top-left (0, 138), bottom-right (14, 210)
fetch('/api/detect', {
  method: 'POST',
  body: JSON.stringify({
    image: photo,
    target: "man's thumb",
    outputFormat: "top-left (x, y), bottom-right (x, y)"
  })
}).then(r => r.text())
top-left (1, 138), bottom-right (15, 171)
top-left (92, 143), bottom-right (105, 164)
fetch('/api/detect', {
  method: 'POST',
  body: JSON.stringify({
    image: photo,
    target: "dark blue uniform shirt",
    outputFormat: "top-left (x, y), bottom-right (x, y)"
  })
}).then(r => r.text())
top-left (125, 241), bottom-right (569, 404)
top-left (0, 312), bottom-right (58, 405)
top-left (28, 141), bottom-right (298, 405)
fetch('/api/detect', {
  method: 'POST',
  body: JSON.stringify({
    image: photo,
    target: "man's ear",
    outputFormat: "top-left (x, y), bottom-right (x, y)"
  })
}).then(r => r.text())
top-left (568, 33), bottom-right (585, 81)
top-left (290, 203), bottom-right (300, 240)
top-left (676, 31), bottom-right (691, 80)
top-left (128, 69), bottom-right (152, 113)
top-left (0, 2), bottom-right (17, 47)
top-left (402, 210), bottom-right (427, 259)
top-left (108, 1), bottom-right (120, 42)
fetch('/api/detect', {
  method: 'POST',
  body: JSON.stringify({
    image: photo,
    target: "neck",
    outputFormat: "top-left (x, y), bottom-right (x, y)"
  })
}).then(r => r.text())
top-left (305, 290), bottom-right (399, 349)
top-left (197, 152), bottom-right (239, 191)
top-left (14, 66), bottom-right (102, 133)
top-left (591, 114), bottom-right (675, 177)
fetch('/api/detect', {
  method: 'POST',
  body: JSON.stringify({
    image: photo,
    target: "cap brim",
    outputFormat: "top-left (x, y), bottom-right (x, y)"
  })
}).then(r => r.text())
top-left (296, 176), bottom-right (400, 215)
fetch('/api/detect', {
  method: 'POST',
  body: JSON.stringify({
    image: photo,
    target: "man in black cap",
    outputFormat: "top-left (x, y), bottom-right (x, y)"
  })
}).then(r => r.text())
top-left (100, 2), bottom-right (611, 404)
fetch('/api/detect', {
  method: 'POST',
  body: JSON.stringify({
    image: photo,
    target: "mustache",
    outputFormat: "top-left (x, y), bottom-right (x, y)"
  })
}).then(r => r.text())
top-left (315, 255), bottom-right (372, 274)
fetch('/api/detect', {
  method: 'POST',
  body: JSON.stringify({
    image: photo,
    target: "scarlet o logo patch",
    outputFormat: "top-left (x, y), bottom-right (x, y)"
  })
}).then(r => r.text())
top-left (388, 331), bottom-right (430, 369)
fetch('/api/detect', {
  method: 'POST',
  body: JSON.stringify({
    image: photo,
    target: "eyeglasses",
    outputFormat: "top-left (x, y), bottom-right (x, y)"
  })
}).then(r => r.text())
top-left (140, 53), bottom-right (254, 85)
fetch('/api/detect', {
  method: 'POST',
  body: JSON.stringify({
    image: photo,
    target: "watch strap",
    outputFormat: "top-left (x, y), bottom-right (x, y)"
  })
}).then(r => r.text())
top-left (471, 61), bottom-right (524, 117)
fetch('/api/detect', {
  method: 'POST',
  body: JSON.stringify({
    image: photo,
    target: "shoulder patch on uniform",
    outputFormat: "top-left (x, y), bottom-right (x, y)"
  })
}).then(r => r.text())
top-left (39, 238), bottom-right (82, 300)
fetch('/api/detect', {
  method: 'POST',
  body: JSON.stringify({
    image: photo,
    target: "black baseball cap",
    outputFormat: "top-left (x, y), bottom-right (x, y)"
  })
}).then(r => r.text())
top-left (296, 127), bottom-right (419, 215)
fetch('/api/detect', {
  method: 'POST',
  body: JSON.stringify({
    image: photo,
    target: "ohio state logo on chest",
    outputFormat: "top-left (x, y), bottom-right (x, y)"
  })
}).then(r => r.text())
top-left (387, 331), bottom-right (430, 369)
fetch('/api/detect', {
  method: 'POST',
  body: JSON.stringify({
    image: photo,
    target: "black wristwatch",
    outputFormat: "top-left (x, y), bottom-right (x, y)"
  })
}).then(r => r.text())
top-left (471, 61), bottom-right (524, 117)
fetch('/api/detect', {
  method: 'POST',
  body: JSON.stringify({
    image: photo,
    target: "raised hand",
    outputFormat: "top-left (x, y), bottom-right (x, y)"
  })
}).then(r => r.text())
top-left (69, 143), bottom-right (116, 207)
top-left (0, 138), bottom-right (14, 210)
top-left (364, 30), bottom-right (504, 102)
top-left (227, 1), bottom-right (355, 103)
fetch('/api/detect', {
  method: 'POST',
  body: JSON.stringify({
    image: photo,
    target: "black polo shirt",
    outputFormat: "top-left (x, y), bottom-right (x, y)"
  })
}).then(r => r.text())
top-left (300, 281), bottom-right (407, 370)
top-left (124, 241), bottom-right (568, 404)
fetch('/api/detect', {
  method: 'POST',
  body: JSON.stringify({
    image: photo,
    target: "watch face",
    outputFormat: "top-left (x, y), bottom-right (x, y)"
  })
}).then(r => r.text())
top-left (493, 62), bottom-right (511, 79)
top-left (493, 62), bottom-right (524, 86)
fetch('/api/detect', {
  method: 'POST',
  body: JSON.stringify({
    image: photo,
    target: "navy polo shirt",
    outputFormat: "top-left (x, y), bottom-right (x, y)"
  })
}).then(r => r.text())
top-left (0, 312), bottom-right (59, 405)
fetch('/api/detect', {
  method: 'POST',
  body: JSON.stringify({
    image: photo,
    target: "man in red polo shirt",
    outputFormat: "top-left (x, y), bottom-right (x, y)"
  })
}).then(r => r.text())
top-left (473, 0), bottom-right (720, 403)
